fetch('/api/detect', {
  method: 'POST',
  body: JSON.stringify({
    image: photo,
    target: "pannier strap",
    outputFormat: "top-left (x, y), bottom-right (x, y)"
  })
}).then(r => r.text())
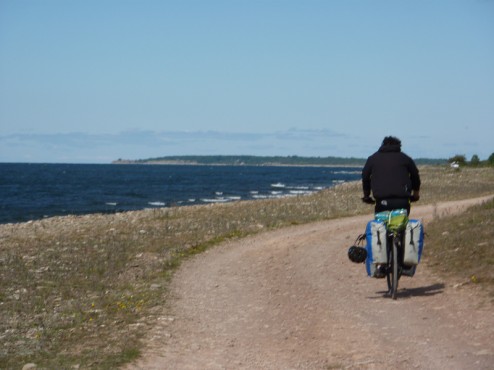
top-left (408, 222), bottom-right (421, 245)
top-left (355, 234), bottom-right (366, 245)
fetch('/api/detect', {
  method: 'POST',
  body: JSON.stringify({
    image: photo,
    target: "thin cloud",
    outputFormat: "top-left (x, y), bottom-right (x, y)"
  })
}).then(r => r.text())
top-left (0, 129), bottom-right (348, 162)
top-left (0, 128), bottom-right (474, 163)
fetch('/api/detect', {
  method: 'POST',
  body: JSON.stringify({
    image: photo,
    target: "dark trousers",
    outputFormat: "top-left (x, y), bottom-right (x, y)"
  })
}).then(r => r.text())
top-left (375, 198), bottom-right (411, 215)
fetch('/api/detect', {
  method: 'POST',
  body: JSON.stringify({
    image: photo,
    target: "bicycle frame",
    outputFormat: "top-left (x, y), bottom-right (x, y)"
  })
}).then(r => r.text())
top-left (363, 198), bottom-right (420, 300)
top-left (374, 208), bottom-right (409, 299)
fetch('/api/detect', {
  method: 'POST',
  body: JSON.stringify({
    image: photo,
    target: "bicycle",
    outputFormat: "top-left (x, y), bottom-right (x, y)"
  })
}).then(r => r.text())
top-left (377, 209), bottom-right (408, 299)
top-left (348, 197), bottom-right (421, 300)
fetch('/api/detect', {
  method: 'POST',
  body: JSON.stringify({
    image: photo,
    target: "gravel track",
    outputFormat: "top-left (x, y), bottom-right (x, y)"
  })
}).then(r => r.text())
top-left (126, 196), bottom-right (494, 369)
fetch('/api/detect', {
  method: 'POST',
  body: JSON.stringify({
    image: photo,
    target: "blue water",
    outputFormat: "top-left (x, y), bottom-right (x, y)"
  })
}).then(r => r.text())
top-left (0, 163), bottom-right (362, 224)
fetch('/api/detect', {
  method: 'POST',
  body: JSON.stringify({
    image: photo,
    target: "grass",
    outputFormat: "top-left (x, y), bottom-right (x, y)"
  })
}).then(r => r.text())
top-left (424, 197), bottom-right (494, 299)
top-left (0, 165), bottom-right (493, 369)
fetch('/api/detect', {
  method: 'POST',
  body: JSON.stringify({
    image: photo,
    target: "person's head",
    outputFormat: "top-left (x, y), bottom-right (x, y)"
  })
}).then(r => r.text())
top-left (381, 136), bottom-right (402, 148)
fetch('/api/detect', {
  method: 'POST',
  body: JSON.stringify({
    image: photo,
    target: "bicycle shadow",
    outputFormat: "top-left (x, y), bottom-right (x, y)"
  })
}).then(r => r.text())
top-left (370, 283), bottom-right (445, 300)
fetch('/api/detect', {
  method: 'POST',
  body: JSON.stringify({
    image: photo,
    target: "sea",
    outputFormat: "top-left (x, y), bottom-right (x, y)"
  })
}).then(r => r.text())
top-left (0, 163), bottom-right (362, 224)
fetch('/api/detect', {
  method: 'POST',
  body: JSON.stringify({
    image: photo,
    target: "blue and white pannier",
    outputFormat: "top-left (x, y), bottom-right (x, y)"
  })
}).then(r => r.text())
top-left (365, 220), bottom-right (387, 277)
top-left (403, 219), bottom-right (424, 266)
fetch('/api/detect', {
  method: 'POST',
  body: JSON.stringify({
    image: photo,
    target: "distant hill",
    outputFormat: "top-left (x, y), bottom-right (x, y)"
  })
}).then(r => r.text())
top-left (113, 155), bottom-right (447, 166)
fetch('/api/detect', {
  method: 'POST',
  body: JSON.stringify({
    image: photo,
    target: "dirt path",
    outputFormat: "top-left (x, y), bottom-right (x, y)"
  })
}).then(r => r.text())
top-left (126, 196), bottom-right (494, 369)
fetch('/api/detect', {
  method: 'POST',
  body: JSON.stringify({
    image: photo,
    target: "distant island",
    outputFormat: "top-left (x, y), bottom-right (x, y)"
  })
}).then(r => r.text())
top-left (112, 155), bottom-right (447, 166)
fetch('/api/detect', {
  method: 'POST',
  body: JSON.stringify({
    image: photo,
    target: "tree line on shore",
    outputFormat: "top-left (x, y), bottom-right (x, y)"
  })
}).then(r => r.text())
top-left (113, 155), bottom-right (448, 166)
top-left (448, 153), bottom-right (494, 167)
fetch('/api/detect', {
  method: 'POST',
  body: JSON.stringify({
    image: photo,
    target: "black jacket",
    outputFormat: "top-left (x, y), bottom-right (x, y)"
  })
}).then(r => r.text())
top-left (362, 144), bottom-right (421, 199)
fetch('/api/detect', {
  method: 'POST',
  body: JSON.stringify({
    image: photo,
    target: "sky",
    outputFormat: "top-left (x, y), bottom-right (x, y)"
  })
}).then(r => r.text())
top-left (0, 0), bottom-right (493, 163)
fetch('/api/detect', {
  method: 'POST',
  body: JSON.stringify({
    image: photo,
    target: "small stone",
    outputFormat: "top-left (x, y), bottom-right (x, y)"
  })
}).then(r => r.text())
top-left (22, 364), bottom-right (37, 370)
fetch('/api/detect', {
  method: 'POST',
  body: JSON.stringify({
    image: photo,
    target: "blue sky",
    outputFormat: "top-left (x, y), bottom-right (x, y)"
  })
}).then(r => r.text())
top-left (1, 0), bottom-right (493, 163)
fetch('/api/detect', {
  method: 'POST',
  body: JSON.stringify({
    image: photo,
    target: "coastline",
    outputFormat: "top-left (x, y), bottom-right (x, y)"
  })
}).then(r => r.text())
top-left (111, 155), bottom-right (367, 167)
top-left (0, 164), bottom-right (363, 225)
top-left (112, 160), bottom-right (365, 168)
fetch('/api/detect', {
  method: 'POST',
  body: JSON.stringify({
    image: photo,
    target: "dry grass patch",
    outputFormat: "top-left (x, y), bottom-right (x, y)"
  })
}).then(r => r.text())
top-left (417, 166), bottom-right (494, 203)
top-left (424, 198), bottom-right (494, 299)
top-left (0, 165), bottom-right (493, 368)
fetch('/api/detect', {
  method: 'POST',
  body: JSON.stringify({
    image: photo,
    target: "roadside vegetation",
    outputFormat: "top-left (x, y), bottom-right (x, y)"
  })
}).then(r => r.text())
top-left (448, 152), bottom-right (494, 167)
top-left (1, 166), bottom-right (493, 369)
top-left (424, 197), bottom-right (494, 300)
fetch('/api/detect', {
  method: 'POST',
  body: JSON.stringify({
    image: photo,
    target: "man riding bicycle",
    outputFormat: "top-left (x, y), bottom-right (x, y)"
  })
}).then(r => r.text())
top-left (360, 136), bottom-right (421, 280)
top-left (361, 136), bottom-right (421, 215)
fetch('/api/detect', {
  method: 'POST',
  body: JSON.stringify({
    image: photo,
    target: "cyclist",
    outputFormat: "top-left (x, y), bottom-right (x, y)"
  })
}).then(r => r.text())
top-left (361, 136), bottom-right (421, 215)
top-left (361, 136), bottom-right (421, 278)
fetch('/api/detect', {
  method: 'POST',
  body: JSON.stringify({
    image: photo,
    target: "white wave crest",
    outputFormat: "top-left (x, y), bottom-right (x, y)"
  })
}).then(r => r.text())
top-left (148, 201), bottom-right (166, 206)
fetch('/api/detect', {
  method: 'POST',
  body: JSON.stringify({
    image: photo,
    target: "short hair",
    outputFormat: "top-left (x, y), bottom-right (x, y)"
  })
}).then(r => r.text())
top-left (382, 136), bottom-right (402, 147)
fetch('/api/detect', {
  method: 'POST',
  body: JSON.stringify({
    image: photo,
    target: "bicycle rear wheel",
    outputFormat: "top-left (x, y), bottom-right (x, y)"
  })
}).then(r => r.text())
top-left (386, 236), bottom-right (399, 299)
